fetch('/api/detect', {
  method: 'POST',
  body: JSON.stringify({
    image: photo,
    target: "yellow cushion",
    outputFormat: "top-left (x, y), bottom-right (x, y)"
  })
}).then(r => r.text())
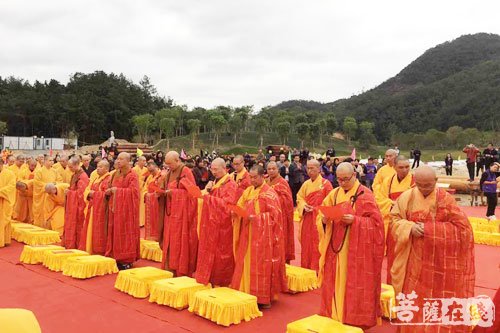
top-left (188, 287), bottom-right (262, 327)
top-left (140, 239), bottom-right (163, 262)
top-left (286, 264), bottom-right (318, 292)
top-left (19, 245), bottom-right (65, 264)
top-left (62, 255), bottom-right (118, 279)
top-left (42, 249), bottom-right (89, 272)
top-left (115, 266), bottom-right (173, 298)
top-left (0, 309), bottom-right (42, 333)
top-left (380, 283), bottom-right (396, 319)
top-left (11, 224), bottom-right (44, 242)
top-left (286, 314), bottom-right (363, 333)
top-left (474, 231), bottom-right (500, 246)
top-left (15, 228), bottom-right (61, 246)
top-left (149, 276), bottom-right (210, 310)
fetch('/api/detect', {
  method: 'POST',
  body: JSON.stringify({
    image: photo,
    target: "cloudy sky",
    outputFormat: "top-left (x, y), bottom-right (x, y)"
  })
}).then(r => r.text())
top-left (1, 1), bottom-right (499, 110)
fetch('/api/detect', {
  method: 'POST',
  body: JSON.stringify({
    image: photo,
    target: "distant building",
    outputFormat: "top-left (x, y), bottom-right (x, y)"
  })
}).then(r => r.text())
top-left (0, 136), bottom-right (77, 151)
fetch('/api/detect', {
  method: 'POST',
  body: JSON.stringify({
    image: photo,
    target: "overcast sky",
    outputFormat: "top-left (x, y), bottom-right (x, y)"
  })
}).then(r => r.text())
top-left (1, 1), bottom-right (499, 111)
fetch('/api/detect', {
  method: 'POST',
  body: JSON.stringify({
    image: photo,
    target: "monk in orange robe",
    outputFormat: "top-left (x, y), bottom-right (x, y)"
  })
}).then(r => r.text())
top-left (0, 159), bottom-right (16, 248)
top-left (12, 160), bottom-right (37, 224)
top-left (230, 155), bottom-right (251, 199)
top-left (133, 156), bottom-right (148, 227)
top-left (317, 162), bottom-right (384, 329)
top-left (372, 149), bottom-right (397, 196)
top-left (296, 159), bottom-right (333, 271)
top-left (54, 155), bottom-right (73, 184)
top-left (231, 165), bottom-right (287, 307)
top-left (266, 161), bottom-right (295, 263)
top-left (390, 166), bottom-right (475, 332)
top-left (44, 182), bottom-right (70, 235)
top-left (159, 151), bottom-right (198, 277)
top-left (105, 152), bottom-right (140, 270)
top-left (195, 158), bottom-right (237, 287)
top-left (63, 157), bottom-right (89, 249)
top-left (80, 160), bottom-right (110, 254)
top-left (144, 161), bottom-right (164, 241)
top-left (8, 154), bottom-right (25, 179)
top-left (33, 156), bottom-right (63, 227)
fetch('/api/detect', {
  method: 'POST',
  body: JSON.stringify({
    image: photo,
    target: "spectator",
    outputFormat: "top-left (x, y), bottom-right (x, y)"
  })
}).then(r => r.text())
top-left (326, 147), bottom-right (336, 158)
top-left (154, 151), bottom-right (164, 168)
top-left (444, 153), bottom-right (453, 176)
top-left (277, 154), bottom-right (286, 169)
top-left (256, 149), bottom-right (265, 161)
top-left (192, 158), bottom-right (210, 189)
top-left (476, 152), bottom-right (485, 177)
top-left (289, 155), bottom-right (304, 205)
top-left (365, 157), bottom-right (377, 190)
top-left (463, 144), bottom-right (480, 181)
top-left (280, 159), bottom-right (291, 183)
top-left (321, 159), bottom-right (334, 185)
top-left (412, 148), bottom-right (421, 169)
top-left (483, 143), bottom-right (498, 169)
top-left (480, 162), bottom-right (499, 220)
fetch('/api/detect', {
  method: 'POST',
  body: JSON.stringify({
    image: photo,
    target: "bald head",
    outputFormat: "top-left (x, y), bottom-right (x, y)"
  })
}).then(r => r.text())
top-left (68, 156), bottom-right (81, 172)
top-left (45, 183), bottom-right (57, 195)
top-left (232, 155), bottom-right (245, 172)
top-left (336, 162), bottom-right (357, 191)
top-left (115, 152), bottom-right (131, 170)
top-left (7, 155), bottom-right (15, 165)
top-left (385, 149), bottom-right (398, 166)
top-left (267, 161), bottom-right (280, 179)
top-left (395, 155), bottom-right (410, 180)
top-left (336, 162), bottom-right (354, 174)
top-left (28, 159), bottom-right (37, 171)
top-left (96, 160), bottom-right (110, 176)
top-left (414, 165), bottom-right (437, 197)
top-left (59, 155), bottom-right (69, 168)
top-left (137, 155), bottom-right (147, 167)
top-left (211, 158), bottom-right (227, 178)
top-left (165, 151), bottom-right (182, 171)
top-left (306, 159), bottom-right (321, 180)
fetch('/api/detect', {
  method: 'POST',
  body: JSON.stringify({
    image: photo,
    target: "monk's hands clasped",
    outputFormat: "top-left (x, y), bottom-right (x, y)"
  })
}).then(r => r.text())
top-left (340, 214), bottom-right (355, 226)
top-left (303, 204), bottom-right (314, 213)
top-left (411, 222), bottom-right (424, 238)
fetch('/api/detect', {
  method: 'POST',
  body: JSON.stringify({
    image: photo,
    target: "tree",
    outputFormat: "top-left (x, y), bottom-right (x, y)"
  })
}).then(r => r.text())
top-left (132, 114), bottom-right (153, 143)
top-left (296, 123), bottom-right (310, 148)
top-left (358, 121), bottom-right (377, 148)
top-left (210, 114), bottom-right (227, 147)
top-left (446, 126), bottom-right (464, 148)
top-left (343, 117), bottom-right (358, 145)
top-left (254, 118), bottom-right (269, 147)
top-left (276, 121), bottom-right (291, 145)
top-left (315, 119), bottom-right (327, 145)
top-left (0, 121), bottom-right (7, 136)
top-left (325, 115), bottom-right (338, 134)
top-left (159, 118), bottom-right (176, 151)
top-left (229, 114), bottom-right (243, 144)
top-left (187, 119), bottom-right (201, 150)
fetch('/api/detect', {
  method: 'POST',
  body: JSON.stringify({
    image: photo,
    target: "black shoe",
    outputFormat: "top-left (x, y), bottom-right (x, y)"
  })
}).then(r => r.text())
top-left (117, 263), bottom-right (133, 270)
top-left (259, 303), bottom-right (272, 309)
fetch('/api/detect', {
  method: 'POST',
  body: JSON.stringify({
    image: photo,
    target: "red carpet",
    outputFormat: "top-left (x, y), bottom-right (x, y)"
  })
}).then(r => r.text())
top-left (1, 222), bottom-right (498, 332)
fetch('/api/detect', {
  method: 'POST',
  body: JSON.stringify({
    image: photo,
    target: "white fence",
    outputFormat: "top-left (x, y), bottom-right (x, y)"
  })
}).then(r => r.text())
top-left (0, 136), bottom-right (77, 150)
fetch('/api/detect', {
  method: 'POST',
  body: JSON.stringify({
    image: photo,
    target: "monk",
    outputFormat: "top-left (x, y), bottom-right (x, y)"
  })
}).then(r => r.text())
top-left (105, 152), bottom-right (140, 270)
top-left (133, 156), bottom-right (148, 227)
top-left (266, 161), bottom-right (295, 263)
top-left (55, 155), bottom-right (73, 183)
top-left (63, 157), bottom-right (89, 249)
top-left (317, 162), bottom-right (384, 329)
top-left (33, 156), bottom-right (62, 227)
top-left (0, 158), bottom-right (16, 248)
top-left (390, 166), bottom-right (475, 331)
top-left (36, 154), bottom-right (44, 168)
top-left (44, 182), bottom-right (70, 235)
top-left (296, 159), bottom-right (333, 271)
top-left (195, 158), bottom-right (238, 286)
top-left (231, 165), bottom-right (287, 307)
top-left (372, 149), bottom-right (397, 195)
top-left (12, 160), bottom-right (37, 224)
top-left (230, 155), bottom-right (251, 199)
top-left (159, 151), bottom-right (198, 276)
top-left (80, 160), bottom-right (111, 255)
top-left (143, 161), bottom-right (164, 241)
top-left (8, 154), bottom-right (25, 179)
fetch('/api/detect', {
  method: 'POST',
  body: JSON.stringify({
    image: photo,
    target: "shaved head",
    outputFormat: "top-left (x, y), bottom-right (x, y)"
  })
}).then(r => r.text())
top-left (69, 157), bottom-right (80, 165)
top-left (232, 155), bottom-right (245, 172)
top-left (211, 158), bottom-right (227, 178)
top-left (96, 160), bottom-right (110, 176)
top-left (165, 151), bottom-right (182, 171)
top-left (45, 183), bottom-right (57, 194)
top-left (414, 165), bottom-right (437, 197)
top-left (306, 159), bottom-right (321, 180)
top-left (267, 161), bottom-right (279, 179)
top-left (336, 162), bottom-right (356, 191)
top-left (336, 162), bottom-right (354, 174)
top-left (212, 158), bottom-right (226, 169)
top-left (395, 155), bottom-right (411, 180)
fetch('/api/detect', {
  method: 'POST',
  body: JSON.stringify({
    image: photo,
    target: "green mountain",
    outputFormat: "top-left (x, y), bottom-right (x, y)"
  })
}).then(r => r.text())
top-left (273, 33), bottom-right (500, 142)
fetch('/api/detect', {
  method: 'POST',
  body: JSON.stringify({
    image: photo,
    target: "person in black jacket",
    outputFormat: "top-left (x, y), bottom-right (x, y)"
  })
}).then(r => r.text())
top-left (444, 153), bottom-right (453, 176)
top-left (412, 148), bottom-right (421, 169)
top-left (289, 155), bottom-right (304, 205)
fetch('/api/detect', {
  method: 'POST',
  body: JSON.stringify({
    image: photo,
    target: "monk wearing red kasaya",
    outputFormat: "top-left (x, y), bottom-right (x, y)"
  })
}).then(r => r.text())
top-left (159, 151), bottom-right (198, 277)
top-left (317, 162), bottom-right (384, 329)
top-left (105, 152), bottom-right (140, 270)
top-left (144, 161), bottom-right (164, 241)
top-left (195, 158), bottom-right (238, 286)
top-left (63, 157), bottom-right (89, 249)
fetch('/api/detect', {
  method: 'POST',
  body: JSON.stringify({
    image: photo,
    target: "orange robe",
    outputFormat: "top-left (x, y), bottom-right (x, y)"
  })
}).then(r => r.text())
top-left (0, 168), bottom-right (16, 247)
top-left (12, 169), bottom-right (35, 223)
top-left (45, 183), bottom-right (70, 235)
top-left (64, 170), bottom-right (89, 249)
top-left (317, 181), bottom-right (384, 328)
top-left (80, 173), bottom-right (110, 254)
top-left (231, 183), bottom-right (287, 304)
top-left (144, 172), bottom-right (164, 241)
top-left (160, 166), bottom-right (198, 276)
top-left (133, 165), bottom-right (148, 227)
top-left (105, 169), bottom-right (140, 264)
top-left (390, 188), bottom-right (475, 332)
top-left (372, 164), bottom-right (396, 197)
top-left (230, 168), bottom-right (251, 199)
top-left (195, 173), bottom-right (237, 286)
top-left (33, 166), bottom-right (62, 227)
top-left (267, 175), bottom-right (295, 262)
top-left (296, 176), bottom-right (333, 271)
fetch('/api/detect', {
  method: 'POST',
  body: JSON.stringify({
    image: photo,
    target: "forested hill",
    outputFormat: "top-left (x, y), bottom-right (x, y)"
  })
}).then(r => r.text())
top-left (271, 33), bottom-right (500, 142)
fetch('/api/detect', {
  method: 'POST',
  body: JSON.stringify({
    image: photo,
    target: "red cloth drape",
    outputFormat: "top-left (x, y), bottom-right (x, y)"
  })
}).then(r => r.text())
top-left (270, 177), bottom-right (295, 262)
top-left (80, 175), bottom-right (109, 254)
top-left (144, 174), bottom-right (163, 241)
top-left (231, 184), bottom-right (287, 304)
top-left (320, 185), bottom-right (384, 329)
top-left (195, 177), bottom-right (238, 286)
top-left (301, 181), bottom-right (333, 271)
top-left (64, 171), bottom-right (89, 249)
top-left (105, 170), bottom-right (140, 264)
top-left (161, 168), bottom-right (198, 276)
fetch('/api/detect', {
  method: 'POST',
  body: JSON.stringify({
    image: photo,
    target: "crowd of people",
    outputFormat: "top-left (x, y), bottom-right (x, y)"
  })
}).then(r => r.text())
top-left (0, 145), bottom-right (497, 332)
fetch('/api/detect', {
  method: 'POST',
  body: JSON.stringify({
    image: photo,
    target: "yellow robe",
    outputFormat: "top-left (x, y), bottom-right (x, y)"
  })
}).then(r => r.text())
top-left (12, 168), bottom-right (36, 224)
top-left (375, 173), bottom-right (414, 237)
top-left (33, 167), bottom-right (62, 227)
top-left (57, 166), bottom-right (73, 184)
top-left (235, 184), bottom-right (262, 294)
top-left (133, 166), bottom-right (149, 227)
top-left (45, 183), bottom-right (70, 235)
top-left (372, 164), bottom-right (396, 197)
top-left (317, 180), bottom-right (359, 321)
top-left (140, 172), bottom-right (155, 227)
top-left (296, 176), bottom-right (329, 220)
top-left (8, 164), bottom-right (23, 180)
top-left (88, 169), bottom-right (99, 185)
top-left (0, 168), bottom-right (16, 247)
top-left (83, 172), bottom-right (110, 253)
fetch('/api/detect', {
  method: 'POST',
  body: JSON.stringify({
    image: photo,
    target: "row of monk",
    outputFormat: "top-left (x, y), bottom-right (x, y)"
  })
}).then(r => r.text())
top-left (0, 150), bottom-right (475, 331)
